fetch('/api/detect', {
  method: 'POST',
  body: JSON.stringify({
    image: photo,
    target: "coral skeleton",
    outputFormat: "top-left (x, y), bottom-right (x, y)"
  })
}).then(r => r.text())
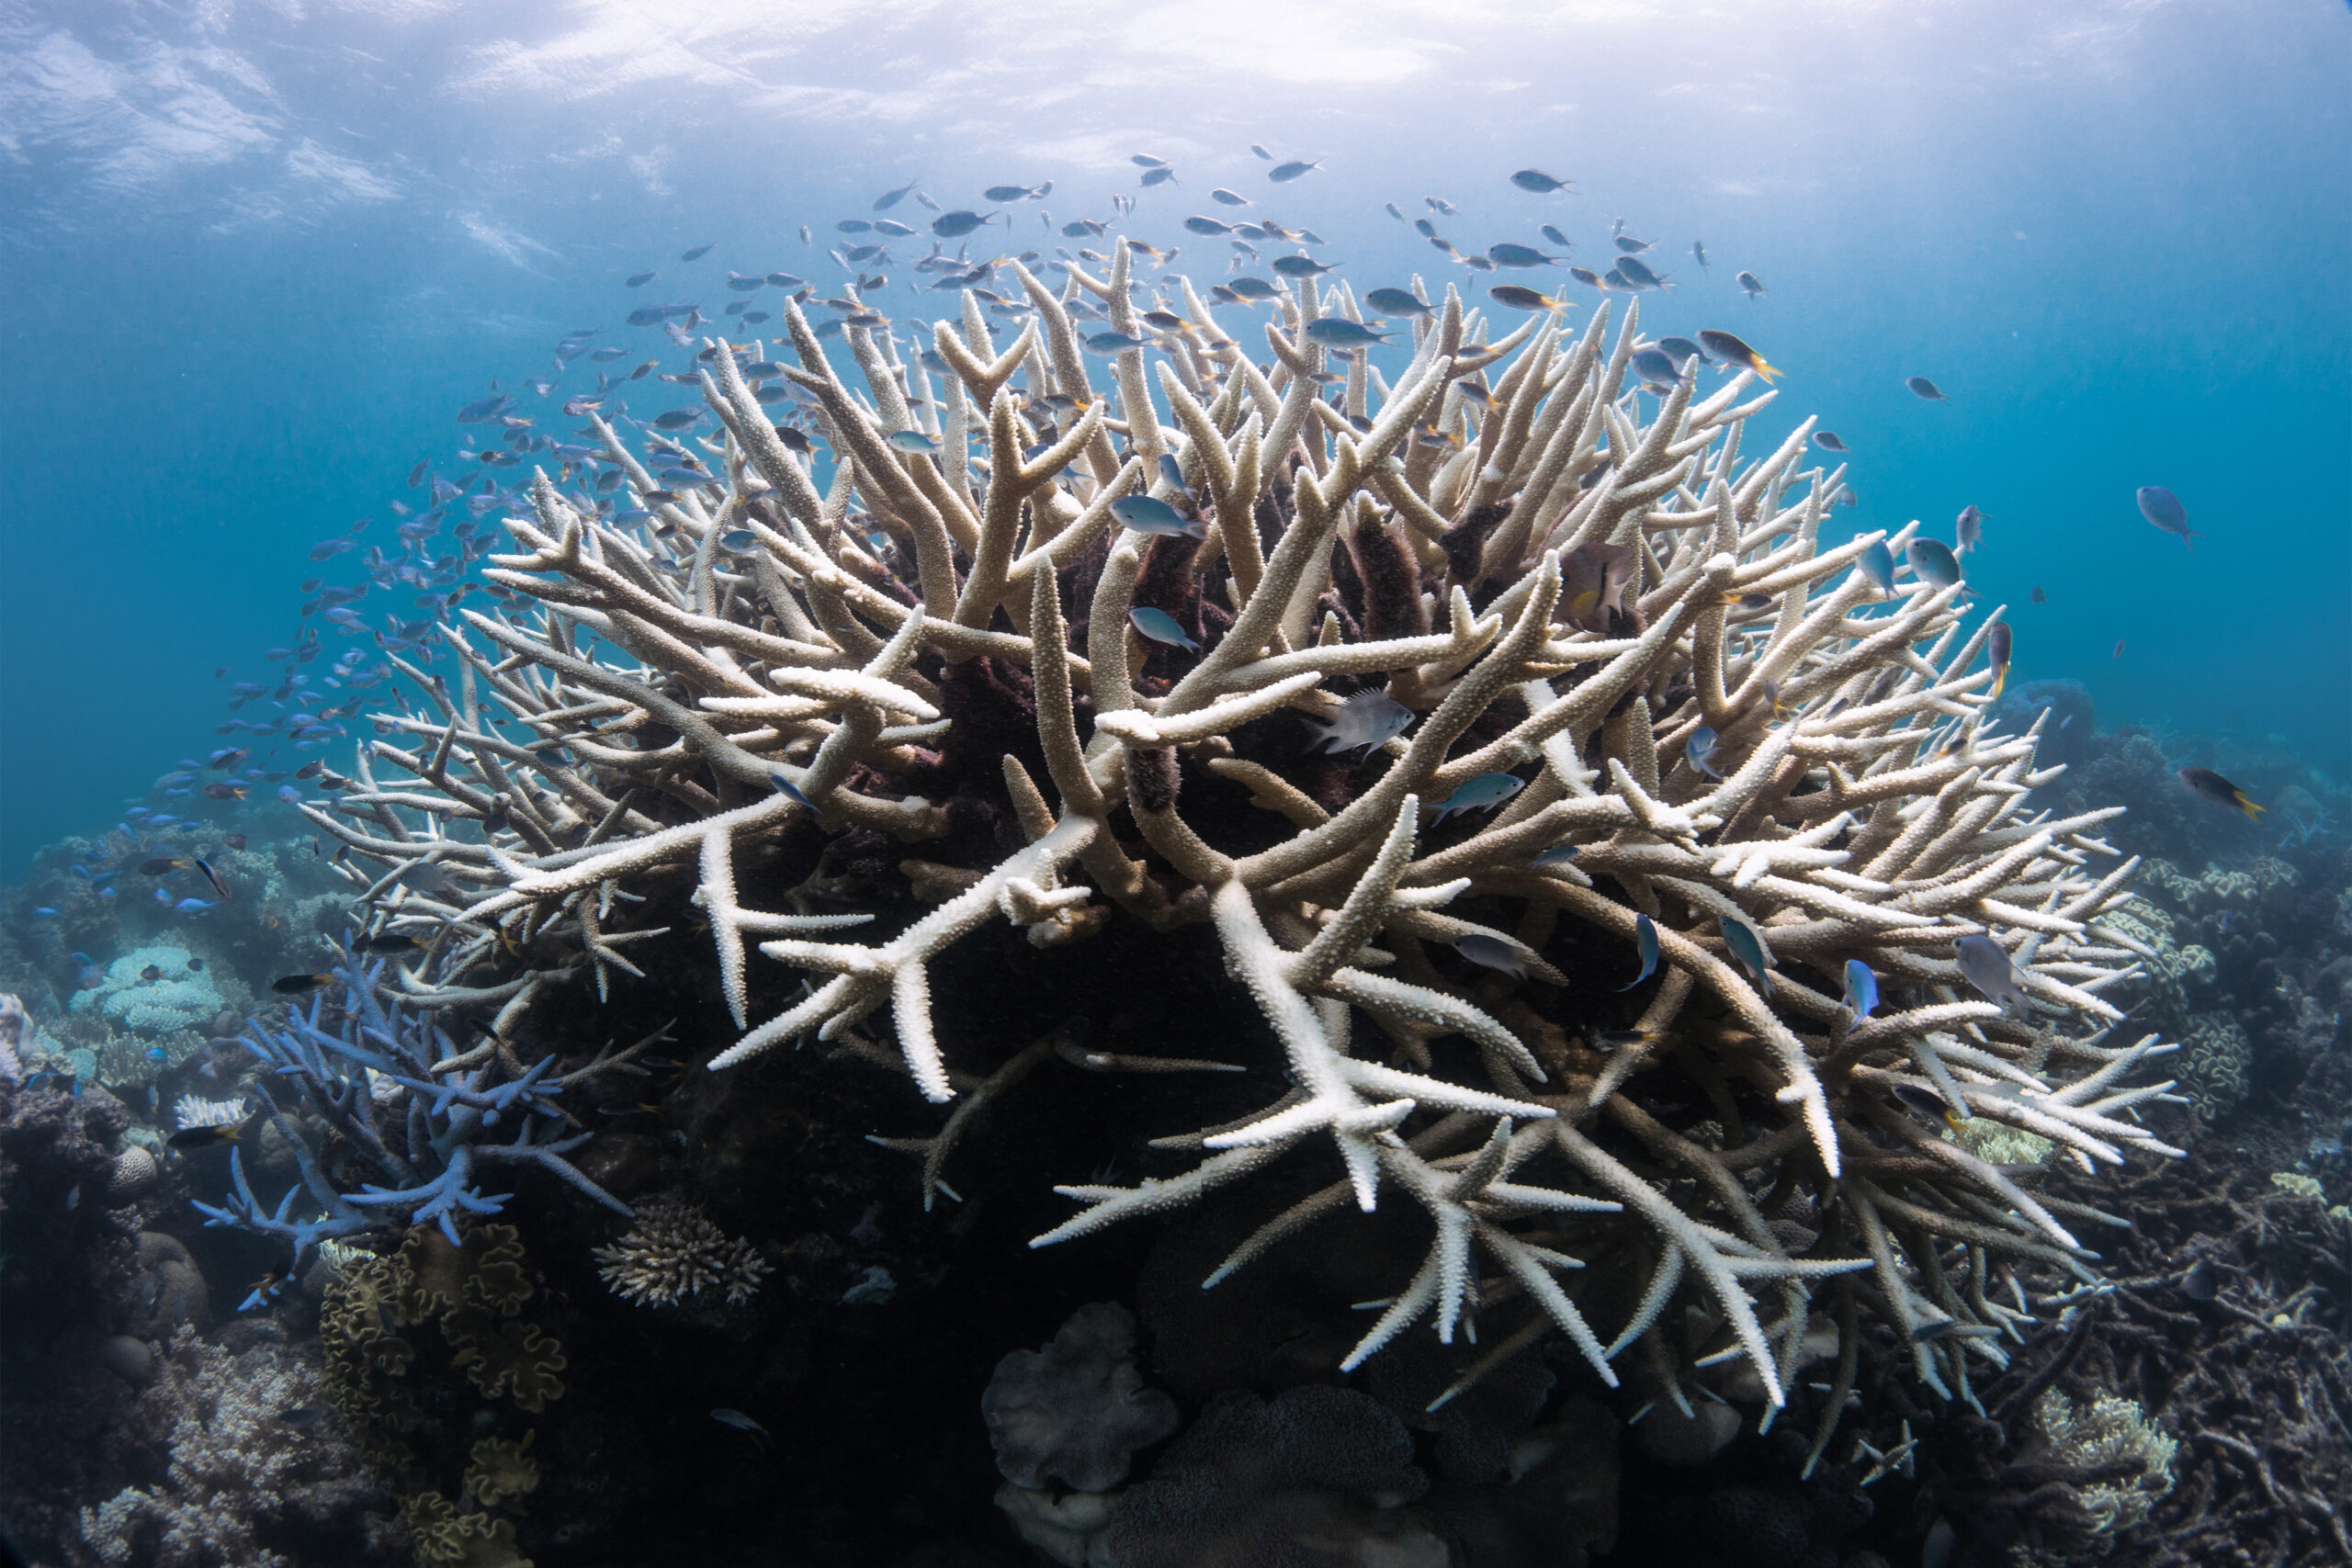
top-left (287, 257), bottom-right (2180, 1421)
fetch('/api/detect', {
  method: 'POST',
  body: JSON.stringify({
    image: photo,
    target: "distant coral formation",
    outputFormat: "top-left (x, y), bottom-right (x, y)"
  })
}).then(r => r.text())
top-left (592, 1191), bottom-right (770, 1308)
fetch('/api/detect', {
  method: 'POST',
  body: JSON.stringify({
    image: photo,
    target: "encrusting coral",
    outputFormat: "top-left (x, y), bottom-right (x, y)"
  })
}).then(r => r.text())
top-left (274, 253), bottom-right (2182, 1440)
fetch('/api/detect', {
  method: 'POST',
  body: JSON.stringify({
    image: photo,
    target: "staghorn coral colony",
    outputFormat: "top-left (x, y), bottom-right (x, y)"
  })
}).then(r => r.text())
top-left (5, 234), bottom-right (2345, 1568)
top-left (275, 264), bottom-right (2177, 1434)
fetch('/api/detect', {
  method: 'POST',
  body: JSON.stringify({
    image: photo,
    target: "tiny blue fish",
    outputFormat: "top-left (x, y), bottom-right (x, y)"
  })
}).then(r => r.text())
top-left (1532, 845), bottom-right (1580, 869)
top-left (175, 898), bottom-right (214, 914)
top-left (1428, 773), bottom-right (1523, 820)
top-left (1954, 934), bottom-right (2033, 1013)
top-left (1843, 959), bottom-right (1878, 1019)
top-left (1363, 288), bottom-right (1435, 319)
top-left (1906, 537), bottom-right (1962, 590)
top-left (1453, 933), bottom-right (1526, 977)
top-left (1685, 726), bottom-right (1724, 780)
top-left (145, 1046), bottom-right (169, 1063)
top-left (2135, 485), bottom-right (2201, 549)
top-left (1084, 332), bottom-right (1149, 355)
top-left (1157, 453), bottom-right (1190, 497)
top-left (1618, 913), bottom-right (1659, 992)
top-left (1854, 540), bottom-right (1895, 599)
top-left (1720, 914), bottom-right (1775, 998)
top-left (1109, 494), bottom-right (1207, 538)
top-left (1302, 318), bottom-right (1393, 350)
top-left (1304, 691), bottom-right (1413, 755)
top-left (1128, 607), bottom-right (1200, 651)
top-left (769, 772), bottom-right (815, 810)
top-left (32, 906), bottom-right (58, 918)
top-left (886, 429), bottom-right (942, 454)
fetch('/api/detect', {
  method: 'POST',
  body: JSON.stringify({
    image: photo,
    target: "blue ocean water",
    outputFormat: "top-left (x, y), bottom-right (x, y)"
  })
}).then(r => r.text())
top-left (4, 2), bottom-right (2346, 867)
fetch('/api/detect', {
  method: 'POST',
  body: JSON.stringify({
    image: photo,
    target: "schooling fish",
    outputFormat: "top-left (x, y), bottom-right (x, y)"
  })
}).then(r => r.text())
top-left (1532, 845), bottom-right (1581, 870)
top-left (1613, 256), bottom-right (1669, 289)
top-left (1855, 540), bottom-right (1896, 599)
top-left (1953, 934), bottom-right (2033, 1013)
top-left (886, 429), bottom-right (942, 454)
top-left (2178, 766), bottom-right (2264, 819)
top-left (1487, 242), bottom-right (1564, 268)
top-left (1429, 773), bottom-right (1524, 820)
top-left (1843, 959), bottom-right (1879, 1018)
top-left (1697, 329), bottom-right (1779, 381)
top-left (1271, 254), bottom-right (1338, 278)
top-left (710, 1408), bottom-right (771, 1450)
top-left (1618, 913), bottom-right (1660, 992)
top-left (680, 243), bottom-right (714, 261)
top-left (1813, 431), bottom-right (1849, 453)
top-left (1214, 188), bottom-right (1251, 207)
top-left (1127, 607), bottom-right (1200, 652)
top-left (1736, 270), bottom-right (1767, 300)
top-left (1691, 240), bottom-right (1710, 270)
top-left (932, 210), bottom-right (996, 238)
top-left (1905, 376), bottom-right (1947, 400)
top-left (1363, 288), bottom-right (1435, 318)
top-left (2135, 485), bottom-right (2200, 548)
top-left (1510, 168), bottom-right (1571, 193)
top-left (1488, 284), bottom-right (1567, 313)
top-left (1453, 933), bottom-right (1527, 977)
top-left (1303, 318), bottom-right (1393, 350)
top-left (1268, 159), bottom-right (1321, 183)
top-left (1906, 537), bottom-right (1962, 590)
top-left (1954, 504), bottom-right (1985, 554)
top-left (1304, 691), bottom-right (1414, 755)
top-left (2030, 586), bottom-right (2048, 604)
top-left (1685, 726), bottom-right (1724, 780)
top-left (1986, 622), bottom-right (2012, 701)
top-left (1720, 914), bottom-right (1775, 998)
top-left (1109, 494), bottom-right (1208, 539)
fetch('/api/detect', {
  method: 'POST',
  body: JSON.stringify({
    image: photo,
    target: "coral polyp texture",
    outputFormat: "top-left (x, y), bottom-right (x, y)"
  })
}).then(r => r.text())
top-left (287, 254), bottom-right (2178, 1434)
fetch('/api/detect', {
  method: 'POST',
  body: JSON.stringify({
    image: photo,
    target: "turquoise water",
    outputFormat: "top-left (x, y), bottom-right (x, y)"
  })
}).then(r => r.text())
top-left (3, 1), bottom-right (2347, 857)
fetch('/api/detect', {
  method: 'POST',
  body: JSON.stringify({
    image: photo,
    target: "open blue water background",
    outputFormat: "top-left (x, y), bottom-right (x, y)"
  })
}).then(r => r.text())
top-left (2, 0), bottom-right (2346, 868)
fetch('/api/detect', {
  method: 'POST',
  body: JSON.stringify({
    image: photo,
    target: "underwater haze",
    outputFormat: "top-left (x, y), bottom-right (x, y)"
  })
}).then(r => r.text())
top-left (6, 5), bottom-right (2352, 1568)
top-left (1, 0), bottom-right (2347, 864)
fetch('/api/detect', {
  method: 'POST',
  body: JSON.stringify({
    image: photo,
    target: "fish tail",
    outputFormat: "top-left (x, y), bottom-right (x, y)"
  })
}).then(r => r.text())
top-left (1751, 357), bottom-right (1782, 382)
top-left (2236, 794), bottom-right (2266, 818)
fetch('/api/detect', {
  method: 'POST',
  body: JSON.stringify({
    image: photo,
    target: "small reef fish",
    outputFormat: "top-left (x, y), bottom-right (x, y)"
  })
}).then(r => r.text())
top-left (2178, 1258), bottom-right (2222, 1303)
top-left (1843, 960), bottom-right (1879, 1018)
top-left (1212, 188), bottom-right (1250, 207)
top-left (1612, 256), bottom-right (1668, 289)
top-left (769, 772), bottom-right (816, 810)
top-left (1618, 913), bottom-right (1660, 992)
top-left (2177, 766), bottom-right (2264, 818)
top-left (354, 932), bottom-right (424, 954)
top-left (1271, 255), bottom-right (1338, 278)
top-left (625, 270), bottom-right (656, 287)
top-left (1427, 773), bottom-right (1523, 820)
top-left (1736, 271), bottom-right (1766, 300)
top-left (141, 858), bottom-right (192, 875)
top-left (272, 973), bottom-right (334, 996)
top-left (1905, 376), bottom-right (1947, 400)
top-left (1986, 622), bottom-right (2012, 701)
top-left (1267, 160), bottom-right (1321, 183)
top-left (710, 1409), bottom-right (770, 1450)
top-left (192, 857), bottom-right (232, 900)
top-left (1531, 845), bottom-right (1581, 869)
top-left (1453, 933), bottom-right (1526, 977)
top-left (1305, 691), bottom-right (1414, 755)
top-left (1697, 329), bottom-right (1779, 381)
top-left (1363, 288), bottom-right (1436, 319)
top-left (1953, 934), bottom-right (2033, 1013)
top-left (680, 243), bottom-right (714, 261)
top-left (1127, 607), bottom-right (1200, 651)
top-left (1720, 915), bottom-right (1775, 998)
top-left (1510, 169), bottom-right (1572, 193)
top-left (886, 430), bottom-right (943, 454)
top-left (1890, 1083), bottom-right (1965, 1132)
top-left (1589, 1028), bottom-right (1663, 1052)
top-left (2030, 586), bottom-right (2048, 604)
top-left (1109, 495), bottom-right (1207, 539)
top-left (1303, 318), bottom-right (1393, 350)
top-left (1691, 240), bottom-right (1709, 270)
top-left (932, 210), bottom-right (996, 238)
top-left (1487, 243), bottom-right (1564, 268)
top-left (1488, 284), bottom-right (1567, 313)
top-left (1906, 538), bottom-right (1962, 590)
top-left (1954, 504), bottom-right (1984, 554)
top-left (2135, 485), bottom-right (2200, 548)
top-left (1855, 541), bottom-right (1896, 599)
top-left (1684, 726), bottom-right (1724, 780)
top-left (1813, 432), bottom-right (1849, 453)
